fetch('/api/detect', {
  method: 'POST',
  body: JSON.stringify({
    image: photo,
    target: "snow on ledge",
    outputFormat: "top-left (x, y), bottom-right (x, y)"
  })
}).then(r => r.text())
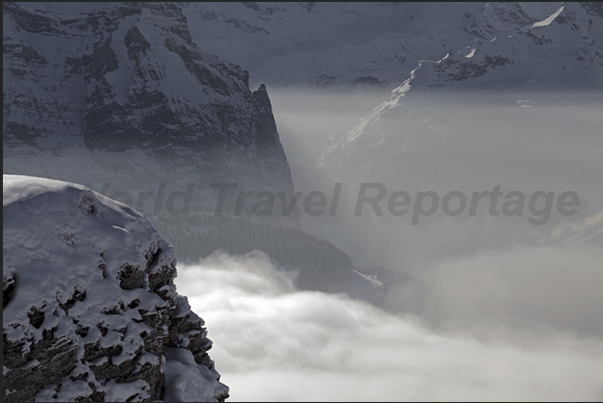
top-left (531, 5), bottom-right (565, 29)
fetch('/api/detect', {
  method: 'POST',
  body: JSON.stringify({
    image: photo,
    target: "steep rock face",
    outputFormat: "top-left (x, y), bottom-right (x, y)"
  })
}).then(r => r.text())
top-left (3, 2), bottom-right (297, 223)
top-left (3, 175), bottom-right (229, 402)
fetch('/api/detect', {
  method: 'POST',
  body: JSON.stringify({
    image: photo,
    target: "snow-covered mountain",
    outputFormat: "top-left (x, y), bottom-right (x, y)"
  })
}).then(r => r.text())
top-left (181, 2), bottom-right (601, 89)
top-left (3, 2), bottom-right (296, 222)
top-left (316, 2), bottom-right (603, 196)
top-left (3, 175), bottom-right (229, 402)
top-left (184, 2), bottom-right (485, 88)
top-left (410, 2), bottom-right (603, 90)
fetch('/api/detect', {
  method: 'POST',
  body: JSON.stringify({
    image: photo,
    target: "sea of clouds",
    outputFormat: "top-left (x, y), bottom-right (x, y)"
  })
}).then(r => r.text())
top-left (177, 248), bottom-right (603, 402)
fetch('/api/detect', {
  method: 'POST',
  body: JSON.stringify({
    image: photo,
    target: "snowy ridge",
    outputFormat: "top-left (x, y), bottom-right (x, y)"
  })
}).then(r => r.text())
top-left (318, 52), bottom-right (451, 162)
top-left (531, 5), bottom-right (565, 28)
top-left (3, 175), bottom-right (228, 402)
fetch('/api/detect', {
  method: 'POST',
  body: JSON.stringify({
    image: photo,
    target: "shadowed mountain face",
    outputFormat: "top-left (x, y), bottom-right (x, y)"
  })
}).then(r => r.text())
top-left (3, 2), bottom-right (297, 223)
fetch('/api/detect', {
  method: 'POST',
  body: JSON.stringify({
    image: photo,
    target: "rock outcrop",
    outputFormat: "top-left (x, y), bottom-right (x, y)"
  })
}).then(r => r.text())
top-left (3, 175), bottom-right (229, 402)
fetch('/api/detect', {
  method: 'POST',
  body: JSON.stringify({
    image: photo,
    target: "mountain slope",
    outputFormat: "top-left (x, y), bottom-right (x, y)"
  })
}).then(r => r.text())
top-left (183, 2), bottom-right (485, 88)
top-left (317, 2), bottom-right (603, 194)
top-left (155, 213), bottom-right (386, 306)
top-left (181, 3), bottom-right (601, 89)
top-left (3, 175), bottom-right (228, 402)
top-left (3, 2), bottom-right (296, 222)
top-left (412, 2), bottom-right (603, 90)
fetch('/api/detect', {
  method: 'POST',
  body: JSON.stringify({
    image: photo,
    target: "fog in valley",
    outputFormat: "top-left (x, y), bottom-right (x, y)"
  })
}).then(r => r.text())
top-left (177, 250), bottom-right (603, 401)
top-left (176, 88), bottom-right (603, 400)
top-left (271, 88), bottom-right (603, 272)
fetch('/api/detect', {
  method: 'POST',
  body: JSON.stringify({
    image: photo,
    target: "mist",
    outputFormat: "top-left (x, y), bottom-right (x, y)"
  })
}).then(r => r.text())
top-left (202, 87), bottom-right (603, 401)
top-left (390, 244), bottom-right (603, 337)
top-left (269, 88), bottom-right (603, 271)
top-left (177, 251), bottom-right (603, 401)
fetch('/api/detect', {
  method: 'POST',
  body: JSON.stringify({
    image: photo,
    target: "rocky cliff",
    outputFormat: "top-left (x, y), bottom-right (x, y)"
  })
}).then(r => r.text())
top-left (3, 175), bottom-right (229, 402)
top-left (3, 2), bottom-right (297, 223)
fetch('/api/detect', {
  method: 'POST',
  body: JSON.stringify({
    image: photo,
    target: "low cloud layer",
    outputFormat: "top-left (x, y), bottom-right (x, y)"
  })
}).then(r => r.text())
top-left (177, 250), bottom-right (603, 401)
top-left (390, 245), bottom-right (603, 338)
